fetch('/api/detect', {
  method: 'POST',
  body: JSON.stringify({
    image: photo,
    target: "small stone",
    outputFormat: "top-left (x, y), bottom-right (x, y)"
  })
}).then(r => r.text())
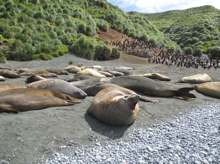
top-left (201, 159), bottom-right (209, 164)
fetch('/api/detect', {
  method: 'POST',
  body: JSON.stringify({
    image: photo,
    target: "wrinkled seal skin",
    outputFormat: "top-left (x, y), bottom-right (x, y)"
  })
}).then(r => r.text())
top-left (19, 70), bottom-right (57, 77)
top-left (175, 73), bottom-right (212, 83)
top-left (196, 82), bottom-right (220, 98)
top-left (0, 94), bottom-right (78, 113)
top-left (87, 87), bottom-right (140, 126)
top-left (46, 69), bottom-right (69, 75)
top-left (0, 83), bottom-right (26, 92)
top-left (0, 88), bottom-right (82, 104)
top-left (26, 79), bottom-right (87, 99)
top-left (67, 75), bottom-right (97, 82)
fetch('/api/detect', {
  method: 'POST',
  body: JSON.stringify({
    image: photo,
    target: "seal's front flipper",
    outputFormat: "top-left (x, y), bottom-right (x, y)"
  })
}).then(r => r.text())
top-left (140, 96), bottom-right (159, 103)
top-left (178, 86), bottom-right (196, 100)
top-left (0, 104), bottom-right (19, 113)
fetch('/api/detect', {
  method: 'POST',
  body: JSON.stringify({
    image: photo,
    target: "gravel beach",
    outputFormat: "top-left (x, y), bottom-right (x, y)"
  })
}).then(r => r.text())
top-left (0, 52), bottom-right (219, 163)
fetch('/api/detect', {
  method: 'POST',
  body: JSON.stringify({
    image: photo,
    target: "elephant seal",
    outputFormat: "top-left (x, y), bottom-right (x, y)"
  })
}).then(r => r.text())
top-left (16, 68), bottom-right (45, 74)
top-left (0, 75), bottom-right (6, 81)
top-left (113, 68), bottom-right (132, 76)
top-left (0, 83), bottom-right (26, 92)
top-left (0, 69), bottom-right (21, 78)
top-left (114, 66), bottom-right (134, 70)
top-left (0, 88), bottom-right (82, 103)
top-left (87, 86), bottom-right (140, 126)
top-left (98, 71), bottom-right (114, 77)
top-left (81, 83), bottom-right (158, 103)
top-left (70, 76), bottom-right (196, 100)
top-left (134, 73), bottom-right (171, 81)
top-left (46, 69), bottom-right (69, 75)
top-left (64, 65), bottom-right (81, 74)
top-left (0, 94), bottom-right (80, 113)
top-left (67, 75), bottom-right (97, 82)
top-left (19, 70), bottom-right (57, 77)
top-left (76, 69), bottom-right (106, 78)
top-left (195, 82), bottom-right (220, 98)
top-left (26, 75), bottom-right (47, 83)
top-left (92, 65), bottom-right (106, 71)
top-left (104, 70), bottom-right (124, 76)
top-left (26, 79), bottom-right (87, 99)
top-left (175, 73), bottom-right (212, 83)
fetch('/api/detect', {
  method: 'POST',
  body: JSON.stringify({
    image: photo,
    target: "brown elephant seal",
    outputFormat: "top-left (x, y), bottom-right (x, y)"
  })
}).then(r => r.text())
top-left (46, 69), bottom-right (69, 75)
top-left (104, 70), bottom-right (124, 76)
top-left (0, 83), bottom-right (26, 92)
top-left (26, 79), bottom-right (87, 99)
top-left (16, 68), bottom-right (45, 74)
top-left (81, 83), bottom-right (158, 103)
top-left (26, 75), bottom-right (47, 83)
top-left (195, 82), bottom-right (220, 98)
top-left (19, 70), bottom-right (57, 77)
top-left (113, 68), bottom-right (132, 76)
top-left (0, 88), bottom-right (81, 103)
top-left (175, 73), bottom-right (212, 83)
top-left (0, 94), bottom-right (80, 113)
top-left (67, 74), bottom-right (97, 82)
top-left (0, 69), bottom-right (21, 78)
top-left (114, 66), bottom-right (134, 70)
top-left (76, 69), bottom-right (106, 78)
top-left (64, 65), bottom-right (81, 74)
top-left (134, 73), bottom-right (171, 81)
top-left (87, 86), bottom-right (140, 126)
top-left (0, 75), bottom-right (6, 81)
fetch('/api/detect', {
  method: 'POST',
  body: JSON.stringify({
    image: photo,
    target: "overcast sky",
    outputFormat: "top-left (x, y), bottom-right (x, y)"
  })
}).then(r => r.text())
top-left (107, 0), bottom-right (220, 13)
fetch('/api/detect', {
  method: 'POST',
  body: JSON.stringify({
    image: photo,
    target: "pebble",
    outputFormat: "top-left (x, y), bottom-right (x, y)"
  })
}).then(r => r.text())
top-left (45, 104), bottom-right (220, 164)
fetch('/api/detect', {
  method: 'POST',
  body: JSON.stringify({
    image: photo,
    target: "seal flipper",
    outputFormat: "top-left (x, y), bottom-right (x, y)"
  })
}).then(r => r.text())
top-left (178, 86), bottom-right (196, 100)
top-left (0, 104), bottom-right (19, 113)
top-left (140, 96), bottom-right (159, 103)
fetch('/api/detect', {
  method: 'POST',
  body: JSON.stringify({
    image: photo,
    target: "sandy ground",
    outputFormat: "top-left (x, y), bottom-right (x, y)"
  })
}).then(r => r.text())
top-left (0, 52), bottom-right (219, 164)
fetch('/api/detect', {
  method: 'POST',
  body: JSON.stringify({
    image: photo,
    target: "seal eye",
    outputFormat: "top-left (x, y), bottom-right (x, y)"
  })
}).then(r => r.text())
top-left (124, 95), bottom-right (129, 99)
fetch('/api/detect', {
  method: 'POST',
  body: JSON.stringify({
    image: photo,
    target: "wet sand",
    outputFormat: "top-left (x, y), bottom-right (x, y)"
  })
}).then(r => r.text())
top-left (0, 53), bottom-right (219, 163)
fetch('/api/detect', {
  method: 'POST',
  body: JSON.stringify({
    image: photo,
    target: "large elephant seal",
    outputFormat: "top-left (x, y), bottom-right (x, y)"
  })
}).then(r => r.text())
top-left (46, 69), bottom-right (69, 75)
top-left (76, 69), bottom-right (106, 78)
top-left (26, 79), bottom-right (87, 99)
top-left (195, 82), bottom-right (220, 98)
top-left (70, 76), bottom-right (196, 100)
top-left (0, 83), bottom-right (26, 92)
top-left (0, 69), bottom-right (21, 78)
top-left (175, 73), bottom-right (212, 83)
top-left (64, 65), bottom-right (81, 74)
top-left (87, 86), bottom-right (140, 126)
top-left (0, 94), bottom-right (79, 113)
top-left (67, 74), bottom-right (97, 82)
top-left (134, 73), bottom-right (171, 81)
top-left (0, 88), bottom-right (82, 103)
top-left (19, 70), bottom-right (57, 77)
top-left (26, 75), bottom-right (46, 83)
top-left (81, 83), bottom-right (158, 103)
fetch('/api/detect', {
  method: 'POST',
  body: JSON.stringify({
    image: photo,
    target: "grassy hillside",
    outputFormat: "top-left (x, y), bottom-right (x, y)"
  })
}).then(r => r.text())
top-left (129, 5), bottom-right (220, 58)
top-left (0, 0), bottom-right (179, 63)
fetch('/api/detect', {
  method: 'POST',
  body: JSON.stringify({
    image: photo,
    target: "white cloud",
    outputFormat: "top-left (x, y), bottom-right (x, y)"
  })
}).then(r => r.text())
top-left (108, 0), bottom-right (220, 13)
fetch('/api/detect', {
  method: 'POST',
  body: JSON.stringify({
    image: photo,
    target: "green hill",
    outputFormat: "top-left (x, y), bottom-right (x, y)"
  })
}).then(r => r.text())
top-left (129, 5), bottom-right (220, 58)
top-left (0, 0), bottom-right (179, 63)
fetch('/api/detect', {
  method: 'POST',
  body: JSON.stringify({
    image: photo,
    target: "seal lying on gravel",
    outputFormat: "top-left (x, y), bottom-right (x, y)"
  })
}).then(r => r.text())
top-left (81, 83), bottom-right (158, 103)
top-left (0, 75), bottom-right (6, 81)
top-left (0, 94), bottom-right (80, 113)
top-left (19, 70), bottom-right (57, 77)
top-left (175, 73), bottom-right (212, 83)
top-left (195, 82), bottom-right (220, 98)
top-left (26, 75), bottom-right (46, 83)
top-left (87, 86), bottom-right (140, 126)
top-left (0, 83), bottom-right (26, 92)
top-left (71, 76), bottom-right (196, 100)
top-left (76, 69), bottom-right (106, 78)
top-left (0, 69), bottom-right (21, 78)
top-left (134, 73), bottom-right (171, 81)
top-left (26, 79), bottom-right (87, 99)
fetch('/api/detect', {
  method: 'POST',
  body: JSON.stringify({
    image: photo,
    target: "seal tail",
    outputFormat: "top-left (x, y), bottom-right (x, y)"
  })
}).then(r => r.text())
top-left (178, 86), bottom-right (196, 100)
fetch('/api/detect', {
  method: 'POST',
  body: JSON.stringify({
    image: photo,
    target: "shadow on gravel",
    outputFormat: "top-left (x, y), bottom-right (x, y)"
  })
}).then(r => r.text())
top-left (84, 113), bottom-right (131, 140)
